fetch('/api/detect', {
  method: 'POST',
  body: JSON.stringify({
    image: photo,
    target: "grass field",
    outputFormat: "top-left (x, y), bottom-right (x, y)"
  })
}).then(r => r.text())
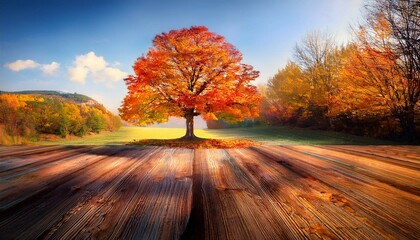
top-left (39, 126), bottom-right (396, 145)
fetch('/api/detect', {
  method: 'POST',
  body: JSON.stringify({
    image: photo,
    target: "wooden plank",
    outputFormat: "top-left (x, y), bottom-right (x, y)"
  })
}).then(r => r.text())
top-left (117, 148), bottom-right (192, 240)
top-left (0, 145), bottom-right (68, 158)
top-left (0, 145), bottom-right (418, 239)
top-left (287, 145), bottom-right (420, 192)
top-left (184, 149), bottom-right (290, 239)
top-left (327, 145), bottom-right (420, 162)
top-left (254, 145), bottom-right (420, 239)
top-left (0, 146), bottom-right (114, 210)
top-left (228, 148), bottom-right (358, 239)
top-left (0, 147), bottom-right (192, 240)
top-left (0, 146), bottom-right (151, 239)
top-left (0, 146), bottom-right (93, 179)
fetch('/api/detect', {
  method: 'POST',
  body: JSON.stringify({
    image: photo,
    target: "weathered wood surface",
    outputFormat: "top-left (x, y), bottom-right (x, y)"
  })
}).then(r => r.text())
top-left (0, 145), bottom-right (418, 239)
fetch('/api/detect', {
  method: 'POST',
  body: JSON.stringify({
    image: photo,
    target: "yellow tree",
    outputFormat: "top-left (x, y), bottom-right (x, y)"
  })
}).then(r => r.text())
top-left (294, 31), bottom-right (342, 127)
top-left (266, 61), bottom-right (311, 123)
top-left (119, 26), bottom-right (260, 139)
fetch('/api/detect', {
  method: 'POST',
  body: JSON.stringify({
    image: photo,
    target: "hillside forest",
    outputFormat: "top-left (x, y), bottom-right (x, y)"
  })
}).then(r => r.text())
top-left (0, 92), bottom-right (121, 144)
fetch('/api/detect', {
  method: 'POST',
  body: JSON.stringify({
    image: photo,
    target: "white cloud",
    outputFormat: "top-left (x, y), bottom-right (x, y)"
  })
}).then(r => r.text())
top-left (68, 66), bottom-right (89, 84)
top-left (103, 67), bottom-right (126, 81)
top-left (74, 51), bottom-right (107, 73)
top-left (5, 59), bottom-right (40, 71)
top-left (68, 51), bottom-right (127, 86)
top-left (5, 59), bottom-right (61, 76)
top-left (41, 61), bottom-right (60, 75)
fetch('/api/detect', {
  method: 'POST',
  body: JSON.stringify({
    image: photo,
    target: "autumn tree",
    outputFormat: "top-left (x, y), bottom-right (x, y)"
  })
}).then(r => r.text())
top-left (331, 45), bottom-right (385, 116)
top-left (346, 0), bottom-right (419, 140)
top-left (119, 26), bottom-right (260, 139)
top-left (293, 31), bottom-right (343, 127)
top-left (0, 93), bottom-right (121, 144)
top-left (0, 94), bottom-right (33, 137)
top-left (265, 62), bottom-right (311, 124)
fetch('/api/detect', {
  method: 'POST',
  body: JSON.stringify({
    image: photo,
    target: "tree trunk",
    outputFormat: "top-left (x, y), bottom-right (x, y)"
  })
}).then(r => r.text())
top-left (183, 113), bottom-right (196, 140)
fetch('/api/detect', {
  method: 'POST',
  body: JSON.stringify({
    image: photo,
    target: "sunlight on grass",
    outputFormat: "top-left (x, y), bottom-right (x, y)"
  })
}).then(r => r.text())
top-left (39, 126), bottom-right (395, 146)
top-left (40, 127), bottom-right (213, 145)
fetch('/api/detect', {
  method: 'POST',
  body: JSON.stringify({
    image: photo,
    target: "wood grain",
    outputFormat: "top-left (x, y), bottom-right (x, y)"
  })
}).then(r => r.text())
top-left (0, 145), bottom-right (418, 239)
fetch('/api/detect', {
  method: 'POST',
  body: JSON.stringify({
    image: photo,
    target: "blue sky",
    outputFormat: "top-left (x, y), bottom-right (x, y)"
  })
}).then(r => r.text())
top-left (1, 0), bottom-right (363, 117)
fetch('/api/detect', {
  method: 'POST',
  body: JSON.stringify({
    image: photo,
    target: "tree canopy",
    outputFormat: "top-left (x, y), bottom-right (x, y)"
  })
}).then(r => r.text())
top-left (120, 26), bottom-right (260, 138)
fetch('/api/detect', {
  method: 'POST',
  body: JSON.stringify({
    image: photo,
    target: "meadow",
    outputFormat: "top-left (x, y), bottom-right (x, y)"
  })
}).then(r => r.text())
top-left (39, 126), bottom-right (396, 146)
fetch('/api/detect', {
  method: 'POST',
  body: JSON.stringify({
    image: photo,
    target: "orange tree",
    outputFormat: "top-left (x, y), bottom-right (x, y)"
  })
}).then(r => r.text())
top-left (345, 0), bottom-right (419, 140)
top-left (119, 26), bottom-right (260, 139)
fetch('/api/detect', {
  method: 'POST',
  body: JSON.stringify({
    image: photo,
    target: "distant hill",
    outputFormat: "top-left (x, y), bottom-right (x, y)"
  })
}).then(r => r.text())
top-left (0, 90), bottom-right (95, 104)
top-left (0, 90), bottom-right (121, 144)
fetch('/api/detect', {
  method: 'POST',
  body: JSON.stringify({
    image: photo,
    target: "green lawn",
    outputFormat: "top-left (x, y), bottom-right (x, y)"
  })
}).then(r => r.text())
top-left (202, 126), bottom-right (397, 145)
top-left (40, 127), bottom-right (194, 145)
top-left (39, 126), bottom-right (396, 145)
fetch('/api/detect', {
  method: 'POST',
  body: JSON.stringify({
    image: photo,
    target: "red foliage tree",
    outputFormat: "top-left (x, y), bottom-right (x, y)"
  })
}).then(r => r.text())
top-left (119, 26), bottom-right (260, 139)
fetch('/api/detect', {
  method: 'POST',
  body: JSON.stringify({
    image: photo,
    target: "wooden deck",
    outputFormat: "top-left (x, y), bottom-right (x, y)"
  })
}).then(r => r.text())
top-left (0, 145), bottom-right (419, 239)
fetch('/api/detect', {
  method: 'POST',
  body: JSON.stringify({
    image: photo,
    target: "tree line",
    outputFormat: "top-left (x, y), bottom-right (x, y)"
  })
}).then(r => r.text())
top-left (0, 93), bottom-right (121, 144)
top-left (259, 0), bottom-right (419, 141)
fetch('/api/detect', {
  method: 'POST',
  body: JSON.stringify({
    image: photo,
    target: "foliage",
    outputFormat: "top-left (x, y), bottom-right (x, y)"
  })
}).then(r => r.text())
top-left (120, 26), bottom-right (260, 139)
top-left (1, 90), bottom-right (94, 103)
top-left (261, 33), bottom-right (348, 129)
top-left (206, 119), bottom-right (260, 129)
top-left (0, 93), bottom-right (121, 144)
top-left (344, 0), bottom-right (420, 140)
top-left (0, 94), bottom-right (36, 144)
top-left (129, 138), bottom-right (259, 149)
top-left (293, 31), bottom-right (343, 127)
top-left (262, 1), bottom-right (419, 141)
